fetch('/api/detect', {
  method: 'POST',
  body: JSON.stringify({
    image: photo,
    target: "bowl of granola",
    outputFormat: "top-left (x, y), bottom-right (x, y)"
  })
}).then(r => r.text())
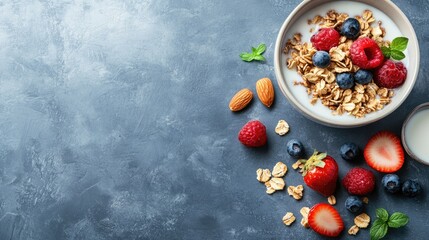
top-left (274, 0), bottom-right (419, 127)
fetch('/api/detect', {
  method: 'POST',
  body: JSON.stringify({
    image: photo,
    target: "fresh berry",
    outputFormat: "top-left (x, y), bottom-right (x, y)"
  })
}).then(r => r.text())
top-left (336, 72), bottom-right (354, 89)
top-left (402, 179), bottom-right (422, 197)
top-left (310, 28), bottom-right (340, 51)
top-left (350, 37), bottom-right (384, 69)
top-left (302, 151), bottom-right (339, 197)
top-left (312, 51), bottom-right (331, 68)
top-left (382, 174), bottom-right (401, 193)
top-left (374, 60), bottom-right (407, 88)
top-left (340, 143), bottom-right (359, 161)
top-left (342, 167), bottom-right (375, 195)
top-left (364, 131), bottom-right (404, 173)
top-left (238, 120), bottom-right (267, 147)
top-left (286, 139), bottom-right (304, 158)
top-left (308, 203), bottom-right (344, 237)
top-left (345, 196), bottom-right (364, 214)
top-left (354, 69), bottom-right (373, 84)
top-left (340, 18), bottom-right (361, 39)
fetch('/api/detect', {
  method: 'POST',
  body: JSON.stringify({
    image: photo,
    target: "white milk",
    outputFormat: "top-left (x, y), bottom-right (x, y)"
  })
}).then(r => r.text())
top-left (404, 109), bottom-right (429, 164)
top-left (281, 1), bottom-right (408, 124)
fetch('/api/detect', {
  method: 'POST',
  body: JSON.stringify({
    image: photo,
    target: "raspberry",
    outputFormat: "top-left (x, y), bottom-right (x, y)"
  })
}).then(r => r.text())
top-left (342, 167), bottom-right (375, 195)
top-left (310, 28), bottom-right (340, 51)
top-left (350, 37), bottom-right (384, 69)
top-left (374, 60), bottom-right (407, 88)
top-left (238, 120), bottom-right (267, 147)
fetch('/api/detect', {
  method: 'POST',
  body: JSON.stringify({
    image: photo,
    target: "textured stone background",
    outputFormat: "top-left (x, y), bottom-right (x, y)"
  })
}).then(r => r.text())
top-left (0, 0), bottom-right (428, 239)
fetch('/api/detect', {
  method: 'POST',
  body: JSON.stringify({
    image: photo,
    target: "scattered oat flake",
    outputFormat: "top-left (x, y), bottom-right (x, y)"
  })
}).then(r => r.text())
top-left (287, 185), bottom-right (304, 200)
top-left (354, 213), bottom-right (370, 228)
top-left (362, 197), bottom-right (369, 204)
top-left (327, 195), bottom-right (336, 205)
top-left (275, 120), bottom-right (290, 136)
top-left (300, 217), bottom-right (310, 228)
top-left (272, 162), bottom-right (288, 177)
top-left (348, 225), bottom-right (360, 235)
top-left (292, 160), bottom-right (304, 170)
top-left (282, 212), bottom-right (296, 226)
top-left (256, 169), bottom-right (271, 183)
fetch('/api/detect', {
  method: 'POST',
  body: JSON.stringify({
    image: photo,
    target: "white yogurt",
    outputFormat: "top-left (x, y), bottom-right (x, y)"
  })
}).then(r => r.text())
top-left (404, 109), bottom-right (429, 164)
top-left (281, 1), bottom-right (408, 124)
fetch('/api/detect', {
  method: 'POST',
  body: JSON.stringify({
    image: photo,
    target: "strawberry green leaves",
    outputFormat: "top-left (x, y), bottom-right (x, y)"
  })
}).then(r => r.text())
top-left (381, 37), bottom-right (408, 60)
top-left (370, 208), bottom-right (409, 240)
top-left (240, 43), bottom-right (266, 62)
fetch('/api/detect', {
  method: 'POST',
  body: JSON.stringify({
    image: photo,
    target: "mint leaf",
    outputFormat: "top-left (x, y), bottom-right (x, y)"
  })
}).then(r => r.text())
top-left (388, 212), bottom-right (409, 228)
top-left (255, 43), bottom-right (266, 55)
top-left (381, 46), bottom-right (391, 58)
top-left (391, 37), bottom-right (408, 51)
top-left (240, 52), bottom-right (255, 62)
top-left (370, 219), bottom-right (388, 240)
top-left (253, 55), bottom-right (266, 61)
top-left (391, 50), bottom-right (405, 60)
top-left (376, 208), bottom-right (389, 222)
top-left (252, 47), bottom-right (257, 53)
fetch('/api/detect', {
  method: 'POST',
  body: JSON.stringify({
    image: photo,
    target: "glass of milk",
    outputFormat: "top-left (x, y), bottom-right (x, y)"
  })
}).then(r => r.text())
top-left (402, 103), bottom-right (429, 165)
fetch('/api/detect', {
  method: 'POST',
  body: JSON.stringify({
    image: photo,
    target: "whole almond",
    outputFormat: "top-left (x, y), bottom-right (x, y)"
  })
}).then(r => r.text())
top-left (256, 78), bottom-right (274, 107)
top-left (229, 88), bottom-right (253, 111)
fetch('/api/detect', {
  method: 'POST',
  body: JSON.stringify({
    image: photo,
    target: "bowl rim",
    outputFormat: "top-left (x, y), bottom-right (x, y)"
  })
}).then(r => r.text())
top-left (401, 102), bottom-right (429, 166)
top-left (274, 0), bottom-right (420, 128)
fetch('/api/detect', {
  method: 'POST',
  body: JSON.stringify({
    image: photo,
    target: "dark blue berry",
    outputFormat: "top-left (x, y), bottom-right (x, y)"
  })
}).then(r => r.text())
top-left (336, 73), bottom-right (354, 89)
top-left (345, 196), bottom-right (364, 214)
top-left (402, 179), bottom-right (422, 197)
top-left (286, 139), bottom-right (304, 158)
top-left (341, 18), bottom-right (361, 39)
top-left (354, 69), bottom-right (373, 84)
top-left (312, 51), bottom-right (331, 68)
top-left (340, 143), bottom-right (359, 161)
top-left (382, 174), bottom-right (401, 193)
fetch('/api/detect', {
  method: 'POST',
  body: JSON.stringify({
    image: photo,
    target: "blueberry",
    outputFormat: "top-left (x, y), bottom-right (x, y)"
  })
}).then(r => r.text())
top-left (381, 174), bottom-right (401, 193)
top-left (345, 196), bottom-right (364, 214)
top-left (354, 69), bottom-right (373, 85)
top-left (286, 139), bottom-right (304, 158)
top-left (340, 143), bottom-right (359, 161)
top-left (336, 73), bottom-right (354, 89)
top-left (312, 51), bottom-right (331, 68)
top-left (402, 179), bottom-right (422, 197)
top-left (341, 18), bottom-right (361, 39)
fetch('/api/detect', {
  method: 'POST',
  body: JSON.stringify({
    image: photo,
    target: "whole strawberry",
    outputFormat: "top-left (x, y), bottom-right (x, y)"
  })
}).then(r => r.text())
top-left (301, 151), bottom-right (339, 197)
top-left (238, 120), bottom-right (267, 147)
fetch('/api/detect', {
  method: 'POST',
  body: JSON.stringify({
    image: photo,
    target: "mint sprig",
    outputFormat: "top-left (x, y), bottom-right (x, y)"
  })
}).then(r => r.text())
top-left (240, 43), bottom-right (266, 62)
top-left (381, 37), bottom-right (408, 60)
top-left (370, 208), bottom-right (409, 240)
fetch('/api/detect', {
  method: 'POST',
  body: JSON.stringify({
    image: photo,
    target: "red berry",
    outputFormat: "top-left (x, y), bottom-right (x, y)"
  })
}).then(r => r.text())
top-left (350, 37), bottom-right (384, 69)
top-left (374, 60), bottom-right (407, 88)
top-left (342, 167), bottom-right (375, 195)
top-left (364, 131), bottom-right (404, 173)
top-left (303, 153), bottom-right (339, 197)
top-left (310, 28), bottom-right (340, 51)
top-left (238, 120), bottom-right (267, 147)
top-left (308, 203), bottom-right (344, 237)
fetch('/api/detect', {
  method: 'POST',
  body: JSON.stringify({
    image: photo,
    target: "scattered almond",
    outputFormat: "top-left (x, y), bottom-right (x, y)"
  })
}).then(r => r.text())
top-left (275, 120), bottom-right (290, 136)
top-left (229, 88), bottom-right (253, 112)
top-left (256, 168), bottom-right (271, 183)
top-left (327, 195), bottom-right (336, 205)
top-left (348, 225), bottom-right (360, 235)
top-left (354, 213), bottom-right (370, 228)
top-left (282, 212), bottom-right (296, 226)
top-left (272, 162), bottom-right (288, 177)
top-left (256, 78), bottom-right (275, 107)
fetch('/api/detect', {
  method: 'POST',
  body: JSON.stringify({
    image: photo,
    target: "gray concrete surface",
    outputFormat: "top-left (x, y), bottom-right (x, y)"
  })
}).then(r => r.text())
top-left (0, 0), bottom-right (428, 239)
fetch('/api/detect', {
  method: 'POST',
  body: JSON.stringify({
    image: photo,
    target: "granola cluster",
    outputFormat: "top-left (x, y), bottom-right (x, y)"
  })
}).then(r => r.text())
top-left (284, 10), bottom-right (394, 118)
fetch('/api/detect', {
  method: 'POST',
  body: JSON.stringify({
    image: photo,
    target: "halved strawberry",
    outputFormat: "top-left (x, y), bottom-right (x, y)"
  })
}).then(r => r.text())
top-left (308, 203), bottom-right (344, 237)
top-left (364, 131), bottom-right (404, 173)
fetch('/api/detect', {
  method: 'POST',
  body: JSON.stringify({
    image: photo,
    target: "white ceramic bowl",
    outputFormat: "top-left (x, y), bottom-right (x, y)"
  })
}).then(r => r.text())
top-left (274, 0), bottom-right (419, 128)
